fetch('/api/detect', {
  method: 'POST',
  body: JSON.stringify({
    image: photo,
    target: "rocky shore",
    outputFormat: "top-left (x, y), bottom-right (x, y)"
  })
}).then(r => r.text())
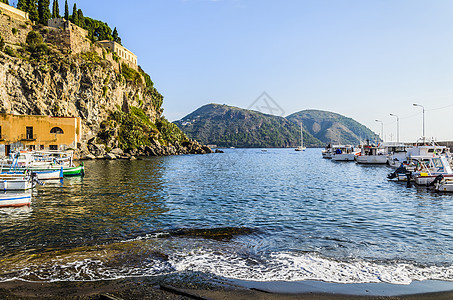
top-left (77, 137), bottom-right (213, 160)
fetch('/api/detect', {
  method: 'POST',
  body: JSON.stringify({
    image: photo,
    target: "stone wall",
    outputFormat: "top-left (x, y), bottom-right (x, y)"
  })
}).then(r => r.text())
top-left (0, 2), bottom-right (28, 21)
top-left (0, 13), bottom-right (31, 48)
top-left (47, 18), bottom-right (90, 54)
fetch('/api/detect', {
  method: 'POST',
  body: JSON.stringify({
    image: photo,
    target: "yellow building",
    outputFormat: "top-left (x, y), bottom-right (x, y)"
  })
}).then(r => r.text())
top-left (0, 114), bottom-right (82, 156)
top-left (98, 40), bottom-right (138, 68)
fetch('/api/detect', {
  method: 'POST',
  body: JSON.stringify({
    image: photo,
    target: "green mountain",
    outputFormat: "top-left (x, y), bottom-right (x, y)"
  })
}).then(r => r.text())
top-left (286, 110), bottom-right (379, 145)
top-left (174, 104), bottom-right (323, 148)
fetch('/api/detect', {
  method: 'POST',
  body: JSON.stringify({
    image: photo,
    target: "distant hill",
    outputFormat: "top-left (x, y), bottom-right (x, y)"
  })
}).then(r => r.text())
top-left (286, 110), bottom-right (379, 145)
top-left (174, 104), bottom-right (323, 148)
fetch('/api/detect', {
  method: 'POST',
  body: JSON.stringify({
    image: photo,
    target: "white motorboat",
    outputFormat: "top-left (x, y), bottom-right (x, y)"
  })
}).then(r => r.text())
top-left (433, 175), bottom-right (453, 192)
top-left (322, 144), bottom-right (333, 159)
top-left (413, 156), bottom-right (453, 186)
top-left (331, 145), bottom-right (358, 161)
top-left (355, 144), bottom-right (387, 164)
top-left (384, 142), bottom-right (411, 168)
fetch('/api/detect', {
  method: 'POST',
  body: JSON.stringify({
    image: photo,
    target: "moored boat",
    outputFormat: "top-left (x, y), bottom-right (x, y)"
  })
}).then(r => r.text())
top-left (331, 145), bottom-right (358, 162)
top-left (0, 173), bottom-right (35, 191)
top-left (355, 144), bottom-right (387, 164)
top-left (0, 192), bottom-right (32, 207)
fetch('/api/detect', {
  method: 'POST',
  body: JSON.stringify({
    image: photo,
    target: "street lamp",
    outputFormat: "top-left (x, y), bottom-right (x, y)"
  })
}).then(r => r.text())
top-left (389, 114), bottom-right (399, 143)
top-left (375, 119), bottom-right (384, 142)
top-left (413, 103), bottom-right (425, 143)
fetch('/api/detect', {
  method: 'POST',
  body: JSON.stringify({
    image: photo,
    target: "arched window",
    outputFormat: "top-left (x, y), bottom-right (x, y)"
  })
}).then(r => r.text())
top-left (50, 127), bottom-right (64, 134)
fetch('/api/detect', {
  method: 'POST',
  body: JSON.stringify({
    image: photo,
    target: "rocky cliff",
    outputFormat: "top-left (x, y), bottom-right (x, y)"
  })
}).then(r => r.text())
top-left (0, 12), bottom-right (211, 158)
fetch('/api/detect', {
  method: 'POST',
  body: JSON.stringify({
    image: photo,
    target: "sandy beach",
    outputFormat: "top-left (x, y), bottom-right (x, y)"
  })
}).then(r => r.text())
top-left (1, 277), bottom-right (453, 300)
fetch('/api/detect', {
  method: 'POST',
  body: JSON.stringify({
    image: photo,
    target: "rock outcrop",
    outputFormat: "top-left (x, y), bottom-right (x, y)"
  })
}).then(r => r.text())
top-left (0, 15), bottom-right (212, 158)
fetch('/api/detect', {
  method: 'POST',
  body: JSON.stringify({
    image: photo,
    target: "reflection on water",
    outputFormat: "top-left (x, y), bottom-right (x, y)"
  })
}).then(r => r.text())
top-left (1, 149), bottom-right (453, 284)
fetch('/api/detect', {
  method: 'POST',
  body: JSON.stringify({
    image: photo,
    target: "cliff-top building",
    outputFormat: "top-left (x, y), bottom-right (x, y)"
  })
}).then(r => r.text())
top-left (0, 114), bottom-right (82, 156)
top-left (98, 40), bottom-right (138, 69)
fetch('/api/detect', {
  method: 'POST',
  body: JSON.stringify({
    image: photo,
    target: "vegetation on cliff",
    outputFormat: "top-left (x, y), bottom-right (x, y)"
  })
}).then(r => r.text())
top-left (16, 0), bottom-right (118, 43)
top-left (174, 104), bottom-right (323, 148)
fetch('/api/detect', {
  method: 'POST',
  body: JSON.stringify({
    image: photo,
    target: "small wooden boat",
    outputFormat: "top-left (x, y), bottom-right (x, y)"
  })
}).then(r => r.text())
top-left (0, 173), bottom-right (35, 191)
top-left (0, 192), bottom-right (32, 207)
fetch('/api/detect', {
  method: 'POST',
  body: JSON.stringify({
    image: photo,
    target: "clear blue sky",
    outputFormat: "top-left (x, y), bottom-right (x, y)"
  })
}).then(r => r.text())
top-left (43, 0), bottom-right (453, 141)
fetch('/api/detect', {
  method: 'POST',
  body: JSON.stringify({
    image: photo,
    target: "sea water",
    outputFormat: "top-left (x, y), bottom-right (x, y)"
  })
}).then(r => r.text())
top-left (1, 148), bottom-right (453, 284)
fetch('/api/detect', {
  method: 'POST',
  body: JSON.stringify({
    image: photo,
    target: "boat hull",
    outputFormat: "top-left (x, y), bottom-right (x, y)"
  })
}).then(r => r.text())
top-left (0, 192), bottom-right (32, 207)
top-left (415, 174), bottom-right (453, 186)
top-left (332, 153), bottom-right (356, 161)
top-left (356, 155), bottom-right (387, 164)
top-left (435, 181), bottom-right (453, 192)
top-left (0, 179), bottom-right (34, 191)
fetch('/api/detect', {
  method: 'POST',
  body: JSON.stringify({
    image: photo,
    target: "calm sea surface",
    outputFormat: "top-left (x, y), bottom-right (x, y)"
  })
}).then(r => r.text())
top-left (1, 148), bottom-right (453, 284)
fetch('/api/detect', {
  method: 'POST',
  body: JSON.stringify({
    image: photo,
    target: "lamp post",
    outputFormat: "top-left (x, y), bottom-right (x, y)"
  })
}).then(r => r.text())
top-left (389, 114), bottom-right (399, 143)
top-left (375, 119), bottom-right (384, 142)
top-left (413, 103), bottom-right (425, 143)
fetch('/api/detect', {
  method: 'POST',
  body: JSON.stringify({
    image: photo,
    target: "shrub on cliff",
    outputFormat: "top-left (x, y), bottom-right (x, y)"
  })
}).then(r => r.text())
top-left (121, 63), bottom-right (142, 85)
top-left (26, 30), bottom-right (48, 59)
top-left (110, 107), bottom-right (158, 150)
top-left (156, 117), bottom-right (188, 146)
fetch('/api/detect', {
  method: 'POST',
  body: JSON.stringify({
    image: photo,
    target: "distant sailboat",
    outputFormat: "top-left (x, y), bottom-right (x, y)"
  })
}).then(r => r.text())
top-left (295, 123), bottom-right (306, 151)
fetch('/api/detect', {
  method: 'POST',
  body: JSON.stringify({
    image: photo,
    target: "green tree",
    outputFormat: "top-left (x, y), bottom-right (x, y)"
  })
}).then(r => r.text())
top-left (17, 0), bottom-right (27, 10)
top-left (51, 0), bottom-right (59, 18)
top-left (77, 8), bottom-right (84, 27)
top-left (38, 0), bottom-right (51, 25)
top-left (64, 0), bottom-right (68, 20)
top-left (112, 27), bottom-right (118, 41)
top-left (27, 0), bottom-right (39, 22)
top-left (71, 3), bottom-right (78, 25)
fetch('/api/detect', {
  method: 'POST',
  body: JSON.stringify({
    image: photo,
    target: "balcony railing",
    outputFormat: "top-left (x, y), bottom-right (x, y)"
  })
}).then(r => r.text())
top-left (20, 134), bottom-right (37, 141)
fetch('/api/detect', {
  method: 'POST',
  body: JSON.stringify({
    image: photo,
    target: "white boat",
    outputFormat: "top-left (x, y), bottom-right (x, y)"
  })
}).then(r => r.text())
top-left (0, 192), bottom-right (32, 207)
top-left (355, 144), bottom-right (387, 164)
top-left (322, 146), bottom-right (332, 159)
top-left (0, 173), bottom-right (35, 191)
top-left (331, 145), bottom-right (358, 161)
top-left (384, 142), bottom-right (411, 168)
top-left (295, 124), bottom-right (306, 151)
top-left (433, 175), bottom-right (453, 192)
top-left (413, 156), bottom-right (453, 186)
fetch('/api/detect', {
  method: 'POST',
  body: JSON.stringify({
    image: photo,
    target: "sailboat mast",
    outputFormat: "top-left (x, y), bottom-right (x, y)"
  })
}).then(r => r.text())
top-left (300, 123), bottom-right (303, 147)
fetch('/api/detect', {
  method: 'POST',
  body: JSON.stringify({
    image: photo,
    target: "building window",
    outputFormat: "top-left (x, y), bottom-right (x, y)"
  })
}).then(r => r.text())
top-left (49, 145), bottom-right (58, 150)
top-left (50, 127), bottom-right (64, 134)
top-left (26, 126), bottom-right (33, 140)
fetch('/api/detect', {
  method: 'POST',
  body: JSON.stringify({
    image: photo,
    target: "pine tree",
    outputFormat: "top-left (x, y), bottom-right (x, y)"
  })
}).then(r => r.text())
top-left (112, 27), bottom-right (118, 42)
top-left (77, 8), bottom-right (84, 27)
top-left (27, 0), bottom-right (39, 22)
top-left (17, 0), bottom-right (27, 10)
top-left (64, 0), bottom-right (68, 20)
top-left (51, 0), bottom-right (56, 18)
top-left (38, 0), bottom-right (51, 25)
top-left (51, 0), bottom-right (59, 18)
top-left (55, 0), bottom-right (59, 18)
top-left (71, 3), bottom-right (77, 25)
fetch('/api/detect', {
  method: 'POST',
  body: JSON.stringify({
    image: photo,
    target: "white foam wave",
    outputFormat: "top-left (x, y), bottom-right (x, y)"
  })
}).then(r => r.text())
top-left (169, 250), bottom-right (453, 284)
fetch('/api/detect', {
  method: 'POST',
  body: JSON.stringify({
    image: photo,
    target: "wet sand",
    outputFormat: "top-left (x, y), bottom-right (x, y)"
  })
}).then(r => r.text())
top-left (1, 277), bottom-right (453, 300)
